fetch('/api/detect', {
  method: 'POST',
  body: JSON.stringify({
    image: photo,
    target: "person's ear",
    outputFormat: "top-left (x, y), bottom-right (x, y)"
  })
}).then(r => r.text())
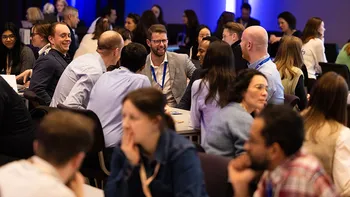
top-left (147, 39), bottom-right (151, 47)
top-left (268, 142), bottom-right (282, 160)
top-left (48, 35), bottom-right (54, 45)
top-left (71, 152), bottom-right (85, 169)
top-left (33, 140), bottom-right (39, 155)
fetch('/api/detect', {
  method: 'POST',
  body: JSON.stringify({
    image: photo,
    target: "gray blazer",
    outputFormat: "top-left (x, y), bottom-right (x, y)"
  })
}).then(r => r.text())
top-left (141, 51), bottom-right (196, 104)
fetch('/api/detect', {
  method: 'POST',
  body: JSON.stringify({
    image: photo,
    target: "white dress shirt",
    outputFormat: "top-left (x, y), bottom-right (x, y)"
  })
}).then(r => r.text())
top-left (333, 126), bottom-right (350, 196)
top-left (302, 38), bottom-right (327, 79)
top-left (50, 52), bottom-right (106, 109)
top-left (150, 53), bottom-right (176, 106)
top-left (0, 156), bottom-right (75, 197)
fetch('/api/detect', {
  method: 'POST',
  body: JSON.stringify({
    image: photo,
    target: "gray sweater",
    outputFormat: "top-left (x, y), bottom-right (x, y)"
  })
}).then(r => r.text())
top-left (204, 102), bottom-right (253, 158)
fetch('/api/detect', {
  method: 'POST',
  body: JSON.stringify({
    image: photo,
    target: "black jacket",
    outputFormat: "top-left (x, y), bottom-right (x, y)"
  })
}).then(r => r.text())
top-left (29, 49), bottom-right (70, 105)
top-left (231, 40), bottom-right (248, 74)
top-left (236, 17), bottom-right (261, 27)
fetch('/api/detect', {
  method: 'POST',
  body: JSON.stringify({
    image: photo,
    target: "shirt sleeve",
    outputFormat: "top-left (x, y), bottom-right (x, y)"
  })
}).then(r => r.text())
top-left (264, 73), bottom-right (276, 103)
top-left (315, 39), bottom-right (328, 64)
top-left (63, 67), bottom-right (101, 109)
top-left (20, 46), bottom-right (35, 73)
top-left (190, 80), bottom-right (202, 130)
top-left (185, 55), bottom-right (196, 79)
top-left (333, 127), bottom-right (350, 196)
top-left (171, 148), bottom-right (208, 197)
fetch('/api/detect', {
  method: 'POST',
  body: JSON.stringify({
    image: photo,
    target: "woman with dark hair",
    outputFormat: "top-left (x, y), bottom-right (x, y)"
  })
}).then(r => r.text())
top-left (105, 87), bottom-right (208, 197)
top-left (302, 72), bottom-right (350, 196)
top-left (190, 25), bottom-right (211, 60)
top-left (204, 69), bottom-right (268, 157)
top-left (114, 27), bottom-right (132, 46)
top-left (301, 17), bottom-right (327, 90)
top-left (74, 17), bottom-right (110, 59)
top-left (0, 22), bottom-right (35, 78)
top-left (275, 36), bottom-right (307, 110)
top-left (152, 5), bottom-right (166, 26)
top-left (124, 13), bottom-right (140, 32)
top-left (270, 11), bottom-right (302, 44)
top-left (213, 11), bottom-right (235, 40)
top-left (132, 10), bottom-right (159, 53)
top-left (182, 9), bottom-right (199, 48)
top-left (191, 40), bottom-right (235, 145)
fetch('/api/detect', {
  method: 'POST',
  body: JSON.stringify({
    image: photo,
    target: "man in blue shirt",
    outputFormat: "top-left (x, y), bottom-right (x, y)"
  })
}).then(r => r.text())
top-left (240, 26), bottom-right (284, 104)
top-left (87, 43), bottom-right (151, 147)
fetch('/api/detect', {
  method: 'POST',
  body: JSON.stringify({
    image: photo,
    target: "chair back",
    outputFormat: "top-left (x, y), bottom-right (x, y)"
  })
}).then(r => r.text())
top-left (324, 43), bottom-right (339, 63)
top-left (320, 62), bottom-right (350, 88)
top-left (57, 104), bottom-right (105, 153)
top-left (284, 94), bottom-right (300, 108)
top-left (198, 153), bottom-right (233, 197)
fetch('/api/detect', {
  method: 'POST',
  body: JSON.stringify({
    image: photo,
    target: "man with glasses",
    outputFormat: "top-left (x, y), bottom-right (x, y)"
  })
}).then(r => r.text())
top-left (50, 31), bottom-right (124, 109)
top-left (141, 24), bottom-right (196, 107)
top-left (29, 22), bottom-right (72, 105)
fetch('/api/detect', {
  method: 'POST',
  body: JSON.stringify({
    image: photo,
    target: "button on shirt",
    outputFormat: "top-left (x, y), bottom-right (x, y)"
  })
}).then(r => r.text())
top-left (248, 55), bottom-right (284, 104)
top-left (87, 67), bottom-right (151, 147)
top-left (150, 53), bottom-right (177, 107)
top-left (50, 52), bottom-right (107, 109)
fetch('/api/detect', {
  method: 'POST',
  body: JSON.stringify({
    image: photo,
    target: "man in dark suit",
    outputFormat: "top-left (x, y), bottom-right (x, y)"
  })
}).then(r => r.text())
top-left (236, 3), bottom-right (260, 28)
top-left (29, 22), bottom-right (71, 105)
top-left (222, 22), bottom-right (248, 74)
top-left (63, 6), bottom-right (80, 58)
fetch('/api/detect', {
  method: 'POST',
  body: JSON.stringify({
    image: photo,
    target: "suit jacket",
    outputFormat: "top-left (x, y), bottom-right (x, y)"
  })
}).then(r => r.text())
top-left (141, 51), bottom-right (196, 104)
top-left (236, 17), bottom-right (261, 27)
top-left (66, 24), bottom-right (77, 59)
top-left (231, 40), bottom-right (248, 75)
top-left (29, 49), bottom-right (69, 105)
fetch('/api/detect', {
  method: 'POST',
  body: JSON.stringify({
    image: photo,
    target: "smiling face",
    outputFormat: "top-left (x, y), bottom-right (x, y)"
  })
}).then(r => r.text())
top-left (2, 30), bottom-right (16, 49)
top-left (197, 28), bottom-right (210, 43)
top-left (197, 40), bottom-right (210, 65)
top-left (49, 24), bottom-right (71, 54)
top-left (147, 32), bottom-right (168, 57)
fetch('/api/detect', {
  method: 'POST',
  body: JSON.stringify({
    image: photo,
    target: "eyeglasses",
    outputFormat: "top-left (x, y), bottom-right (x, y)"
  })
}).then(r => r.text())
top-left (30, 32), bottom-right (40, 37)
top-left (151, 39), bottom-right (168, 45)
top-left (1, 34), bottom-right (15, 40)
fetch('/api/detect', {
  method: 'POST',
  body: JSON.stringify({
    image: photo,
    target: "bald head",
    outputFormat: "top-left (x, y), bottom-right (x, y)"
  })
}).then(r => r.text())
top-left (98, 30), bottom-right (124, 52)
top-left (243, 26), bottom-right (268, 51)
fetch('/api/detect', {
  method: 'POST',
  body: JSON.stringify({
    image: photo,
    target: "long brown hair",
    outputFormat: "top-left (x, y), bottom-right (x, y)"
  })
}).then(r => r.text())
top-left (302, 72), bottom-right (348, 142)
top-left (92, 17), bottom-right (110, 40)
top-left (301, 17), bottom-right (323, 44)
top-left (198, 40), bottom-right (235, 107)
top-left (275, 36), bottom-right (304, 80)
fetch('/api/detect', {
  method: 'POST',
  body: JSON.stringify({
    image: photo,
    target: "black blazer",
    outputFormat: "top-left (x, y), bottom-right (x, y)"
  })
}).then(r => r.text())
top-left (236, 17), bottom-right (261, 27)
top-left (29, 49), bottom-right (69, 105)
top-left (66, 24), bottom-right (77, 58)
top-left (231, 40), bottom-right (248, 75)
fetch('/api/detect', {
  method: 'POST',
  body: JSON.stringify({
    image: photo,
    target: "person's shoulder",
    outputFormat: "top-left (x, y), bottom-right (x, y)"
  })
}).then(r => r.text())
top-left (192, 79), bottom-right (203, 89)
top-left (167, 51), bottom-right (189, 61)
top-left (288, 152), bottom-right (327, 177)
top-left (166, 130), bottom-right (196, 159)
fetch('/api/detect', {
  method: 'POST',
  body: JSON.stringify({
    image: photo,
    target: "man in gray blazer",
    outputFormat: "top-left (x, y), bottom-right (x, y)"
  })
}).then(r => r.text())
top-left (140, 24), bottom-right (196, 107)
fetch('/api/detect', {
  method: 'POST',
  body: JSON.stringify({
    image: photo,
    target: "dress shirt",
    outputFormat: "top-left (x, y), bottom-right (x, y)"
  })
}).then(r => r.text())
top-left (0, 156), bottom-right (75, 197)
top-left (87, 67), bottom-right (151, 147)
top-left (150, 53), bottom-right (176, 106)
top-left (302, 38), bottom-right (327, 79)
top-left (254, 151), bottom-right (338, 197)
top-left (204, 102), bottom-right (252, 157)
top-left (104, 129), bottom-right (208, 197)
top-left (74, 34), bottom-right (98, 59)
top-left (248, 55), bottom-right (284, 104)
top-left (38, 43), bottom-right (51, 56)
top-left (50, 52), bottom-right (106, 109)
top-left (190, 79), bottom-right (221, 145)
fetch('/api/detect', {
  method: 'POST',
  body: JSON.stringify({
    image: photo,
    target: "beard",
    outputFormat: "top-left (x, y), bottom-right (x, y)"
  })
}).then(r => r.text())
top-left (248, 152), bottom-right (269, 171)
top-left (151, 46), bottom-right (166, 57)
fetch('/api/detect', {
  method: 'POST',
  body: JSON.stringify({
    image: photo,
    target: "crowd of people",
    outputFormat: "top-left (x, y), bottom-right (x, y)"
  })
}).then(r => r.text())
top-left (0, 0), bottom-right (350, 196)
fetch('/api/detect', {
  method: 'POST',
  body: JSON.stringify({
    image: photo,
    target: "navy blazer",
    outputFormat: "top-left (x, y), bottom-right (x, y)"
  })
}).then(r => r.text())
top-left (105, 129), bottom-right (208, 197)
top-left (29, 49), bottom-right (69, 105)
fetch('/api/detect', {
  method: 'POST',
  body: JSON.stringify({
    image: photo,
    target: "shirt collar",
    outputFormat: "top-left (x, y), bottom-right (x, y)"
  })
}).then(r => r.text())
top-left (150, 52), bottom-right (168, 68)
top-left (38, 43), bottom-right (51, 56)
top-left (29, 156), bottom-right (63, 182)
top-left (248, 54), bottom-right (270, 69)
top-left (94, 52), bottom-right (107, 73)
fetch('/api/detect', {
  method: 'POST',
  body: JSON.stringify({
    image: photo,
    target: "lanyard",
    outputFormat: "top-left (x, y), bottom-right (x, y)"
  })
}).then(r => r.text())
top-left (255, 57), bottom-right (270, 70)
top-left (150, 62), bottom-right (168, 90)
top-left (139, 162), bottom-right (160, 197)
top-left (266, 180), bottom-right (273, 197)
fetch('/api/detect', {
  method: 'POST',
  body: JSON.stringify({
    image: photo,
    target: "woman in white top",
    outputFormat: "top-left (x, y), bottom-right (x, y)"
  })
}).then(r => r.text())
top-left (301, 17), bottom-right (327, 91)
top-left (73, 17), bottom-right (110, 59)
top-left (302, 72), bottom-right (350, 196)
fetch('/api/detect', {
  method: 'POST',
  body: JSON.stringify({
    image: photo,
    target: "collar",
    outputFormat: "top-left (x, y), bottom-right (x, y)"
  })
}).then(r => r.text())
top-left (267, 151), bottom-right (303, 185)
top-left (150, 52), bottom-right (168, 68)
top-left (232, 40), bottom-right (241, 47)
top-left (248, 54), bottom-right (270, 69)
top-left (139, 129), bottom-right (171, 165)
top-left (51, 49), bottom-right (71, 63)
top-left (94, 52), bottom-right (107, 73)
top-left (29, 156), bottom-right (63, 182)
top-left (38, 43), bottom-right (51, 56)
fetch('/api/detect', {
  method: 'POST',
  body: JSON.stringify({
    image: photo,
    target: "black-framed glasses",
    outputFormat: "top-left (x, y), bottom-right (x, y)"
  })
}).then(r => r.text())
top-left (30, 32), bottom-right (40, 37)
top-left (1, 34), bottom-right (15, 40)
top-left (151, 39), bottom-right (168, 45)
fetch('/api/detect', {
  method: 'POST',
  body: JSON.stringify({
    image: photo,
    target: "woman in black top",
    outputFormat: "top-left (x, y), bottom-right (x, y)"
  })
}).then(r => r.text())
top-left (213, 11), bottom-right (235, 40)
top-left (182, 10), bottom-right (199, 49)
top-left (132, 10), bottom-right (158, 53)
top-left (151, 5), bottom-right (167, 26)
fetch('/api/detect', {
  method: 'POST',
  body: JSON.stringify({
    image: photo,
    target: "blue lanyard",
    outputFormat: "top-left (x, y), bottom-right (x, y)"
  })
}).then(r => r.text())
top-left (151, 62), bottom-right (168, 90)
top-left (255, 57), bottom-right (271, 70)
top-left (266, 180), bottom-right (273, 197)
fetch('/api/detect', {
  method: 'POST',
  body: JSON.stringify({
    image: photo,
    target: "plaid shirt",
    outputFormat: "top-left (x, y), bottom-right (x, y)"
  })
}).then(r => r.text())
top-left (253, 151), bottom-right (339, 197)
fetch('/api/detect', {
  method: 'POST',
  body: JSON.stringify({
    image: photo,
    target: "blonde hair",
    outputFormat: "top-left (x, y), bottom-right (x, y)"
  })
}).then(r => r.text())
top-left (43, 3), bottom-right (55, 14)
top-left (56, 0), bottom-right (68, 7)
top-left (345, 43), bottom-right (350, 56)
top-left (224, 22), bottom-right (245, 39)
top-left (275, 36), bottom-right (304, 80)
top-left (27, 7), bottom-right (44, 24)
